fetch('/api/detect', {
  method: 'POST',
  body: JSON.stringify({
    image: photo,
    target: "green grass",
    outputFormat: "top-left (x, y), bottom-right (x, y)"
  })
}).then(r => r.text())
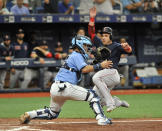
top-left (0, 94), bottom-right (162, 118)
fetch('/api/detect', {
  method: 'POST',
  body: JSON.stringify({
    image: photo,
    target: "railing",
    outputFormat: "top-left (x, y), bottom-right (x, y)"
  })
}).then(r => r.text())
top-left (0, 56), bottom-right (137, 68)
top-left (0, 14), bottom-right (162, 23)
top-left (0, 56), bottom-right (136, 93)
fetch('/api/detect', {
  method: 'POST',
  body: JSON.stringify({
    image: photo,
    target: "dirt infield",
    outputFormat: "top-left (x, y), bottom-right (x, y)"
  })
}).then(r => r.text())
top-left (1, 89), bottom-right (162, 130)
top-left (1, 89), bottom-right (162, 98)
top-left (0, 118), bottom-right (162, 131)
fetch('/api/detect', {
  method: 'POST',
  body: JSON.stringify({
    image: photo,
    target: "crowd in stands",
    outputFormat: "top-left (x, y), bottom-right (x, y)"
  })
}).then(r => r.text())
top-left (0, 0), bottom-right (162, 15)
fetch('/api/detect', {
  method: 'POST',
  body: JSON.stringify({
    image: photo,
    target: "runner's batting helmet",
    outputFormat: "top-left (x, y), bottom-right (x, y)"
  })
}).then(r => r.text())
top-left (102, 27), bottom-right (113, 40)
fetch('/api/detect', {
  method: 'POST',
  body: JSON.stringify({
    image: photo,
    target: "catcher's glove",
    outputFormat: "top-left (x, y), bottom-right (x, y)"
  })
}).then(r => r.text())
top-left (92, 47), bottom-right (111, 64)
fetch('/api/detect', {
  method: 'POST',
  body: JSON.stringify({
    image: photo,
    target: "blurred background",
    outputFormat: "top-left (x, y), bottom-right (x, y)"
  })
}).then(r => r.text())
top-left (0, 0), bottom-right (162, 92)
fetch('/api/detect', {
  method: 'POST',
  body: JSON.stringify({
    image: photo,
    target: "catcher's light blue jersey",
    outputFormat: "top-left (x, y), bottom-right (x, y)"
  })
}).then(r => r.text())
top-left (55, 51), bottom-right (87, 85)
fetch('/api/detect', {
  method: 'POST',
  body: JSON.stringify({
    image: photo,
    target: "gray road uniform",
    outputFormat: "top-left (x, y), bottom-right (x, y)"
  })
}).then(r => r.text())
top-left (0, 40), bottom-right (14, 89)
top-left (9, 40), bottom-right (28, 88)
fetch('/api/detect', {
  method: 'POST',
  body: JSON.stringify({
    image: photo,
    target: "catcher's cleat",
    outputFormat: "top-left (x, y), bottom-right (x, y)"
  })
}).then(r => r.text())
top-left (106, 105), bottom-right (116, 112)
top-left (96, 115), bottom-right (112, 125)
top-left (97, 117), bottom-right (112, 125)
top-left (19, 112), bottom-right (30, 124)
top-left (121, 100), bottom-right (130, 108)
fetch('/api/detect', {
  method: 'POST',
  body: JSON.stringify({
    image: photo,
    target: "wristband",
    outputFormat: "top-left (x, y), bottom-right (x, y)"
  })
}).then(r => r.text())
top-left (125, 46), bottom-right (131, 52)
top-left (46, 52), bottom-right (52, 58)
top-left (93, 63), bottom-right (102, 71)
top-left (90, 17), bottom-right (95, 22)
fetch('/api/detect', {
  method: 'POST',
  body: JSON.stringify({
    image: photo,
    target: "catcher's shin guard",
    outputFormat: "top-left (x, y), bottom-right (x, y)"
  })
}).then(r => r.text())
top-left (86, 90), bottom-right (104, 117)
top-left (87, 90), bottom-right (112, 125)
top-left (26, 106), bottom-right (60, 120)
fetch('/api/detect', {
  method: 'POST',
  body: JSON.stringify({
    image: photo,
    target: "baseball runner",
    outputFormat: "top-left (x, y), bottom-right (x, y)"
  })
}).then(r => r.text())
top-left (20, 35), bottom-right (113, 125)
top-left (88, 7), bottom-right (132, 112)
top-left (0, 34), bottom-right (14, 89)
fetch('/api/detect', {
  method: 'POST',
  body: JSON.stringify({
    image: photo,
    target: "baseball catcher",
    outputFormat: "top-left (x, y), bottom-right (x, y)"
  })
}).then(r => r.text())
top-left (19, 35), bottom-right (113, 126)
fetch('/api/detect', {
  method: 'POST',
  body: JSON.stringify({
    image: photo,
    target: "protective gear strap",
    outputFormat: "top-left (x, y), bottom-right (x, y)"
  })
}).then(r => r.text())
top-left (27, 107), bottom-right (60, 120)
top-left (85, 91), bottom-right (90, 101)
top-left (62, 63), bottom-right (76, 72)
top-left (93, 63), bottom-right (102, 71)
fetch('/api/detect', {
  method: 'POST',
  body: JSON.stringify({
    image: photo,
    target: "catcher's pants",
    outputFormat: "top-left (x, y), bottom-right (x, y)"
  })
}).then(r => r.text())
top-left (50, 81), bottom-right (92, 112)
top-left (92, 68), bottom-right (120, 107)
top-left (0, 69), bottom-right (7, 89)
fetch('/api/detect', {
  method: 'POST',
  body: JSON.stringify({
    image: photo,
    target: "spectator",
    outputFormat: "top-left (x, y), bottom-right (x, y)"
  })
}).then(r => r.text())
top-left (120, 0), bottom-right (142, 14)
top-left (143, 0), bottom-right (158, 13)
top-left (0, 0), bottom-right (10, 14)
top-left (6, 0), bottom-right (13, 11)
top-left (9, 29), bottom-right (29, 88)
top-left (158, 0), bottom-right (162, 12)
top-left (78, 0), bottom-right (93, 14)
top-left (21, 40), bottom-right (53, 89)
top-left (94, 0), bottom-right (115, 14)
top-left (43, 0), bottom-right (58, 14)
top-left (0, 34), bottom-right (14, 90)
top-left (28, 0), bottom-right (42, 13)
top-left (10, 0), bottom-right (30, 15)
top-left (70, 0), bottom-right (80, 13)
top-left (23, 0), bottom-right (29, 8)
top-left (58, 0), bottom-right (74, 14)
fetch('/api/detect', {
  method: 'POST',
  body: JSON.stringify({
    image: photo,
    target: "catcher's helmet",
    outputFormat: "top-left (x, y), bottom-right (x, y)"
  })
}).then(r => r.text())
top-left (102, 27), bottom-right (113, 40)
top-left (71, 35), bottom-right (92, 60)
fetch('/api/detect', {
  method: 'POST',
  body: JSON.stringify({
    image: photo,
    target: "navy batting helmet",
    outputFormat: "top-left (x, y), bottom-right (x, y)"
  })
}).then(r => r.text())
top-left (102, 27), bottom-right (113, 40)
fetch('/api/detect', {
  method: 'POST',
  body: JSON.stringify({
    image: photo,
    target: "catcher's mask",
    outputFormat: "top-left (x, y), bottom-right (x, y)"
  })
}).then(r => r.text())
top-left (102, 27), bottom-right (113, 40)
top-left (71, 35), bottom-right (92, 60)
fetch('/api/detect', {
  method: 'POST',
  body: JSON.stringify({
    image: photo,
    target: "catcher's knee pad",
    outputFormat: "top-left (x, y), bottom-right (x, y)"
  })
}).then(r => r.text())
top-left (35, 106), bottom-right (60, 120)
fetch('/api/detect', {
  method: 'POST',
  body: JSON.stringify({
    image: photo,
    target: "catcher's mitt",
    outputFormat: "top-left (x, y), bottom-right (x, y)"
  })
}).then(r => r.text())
top-left (92, 47), bottom-right (111, 64)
